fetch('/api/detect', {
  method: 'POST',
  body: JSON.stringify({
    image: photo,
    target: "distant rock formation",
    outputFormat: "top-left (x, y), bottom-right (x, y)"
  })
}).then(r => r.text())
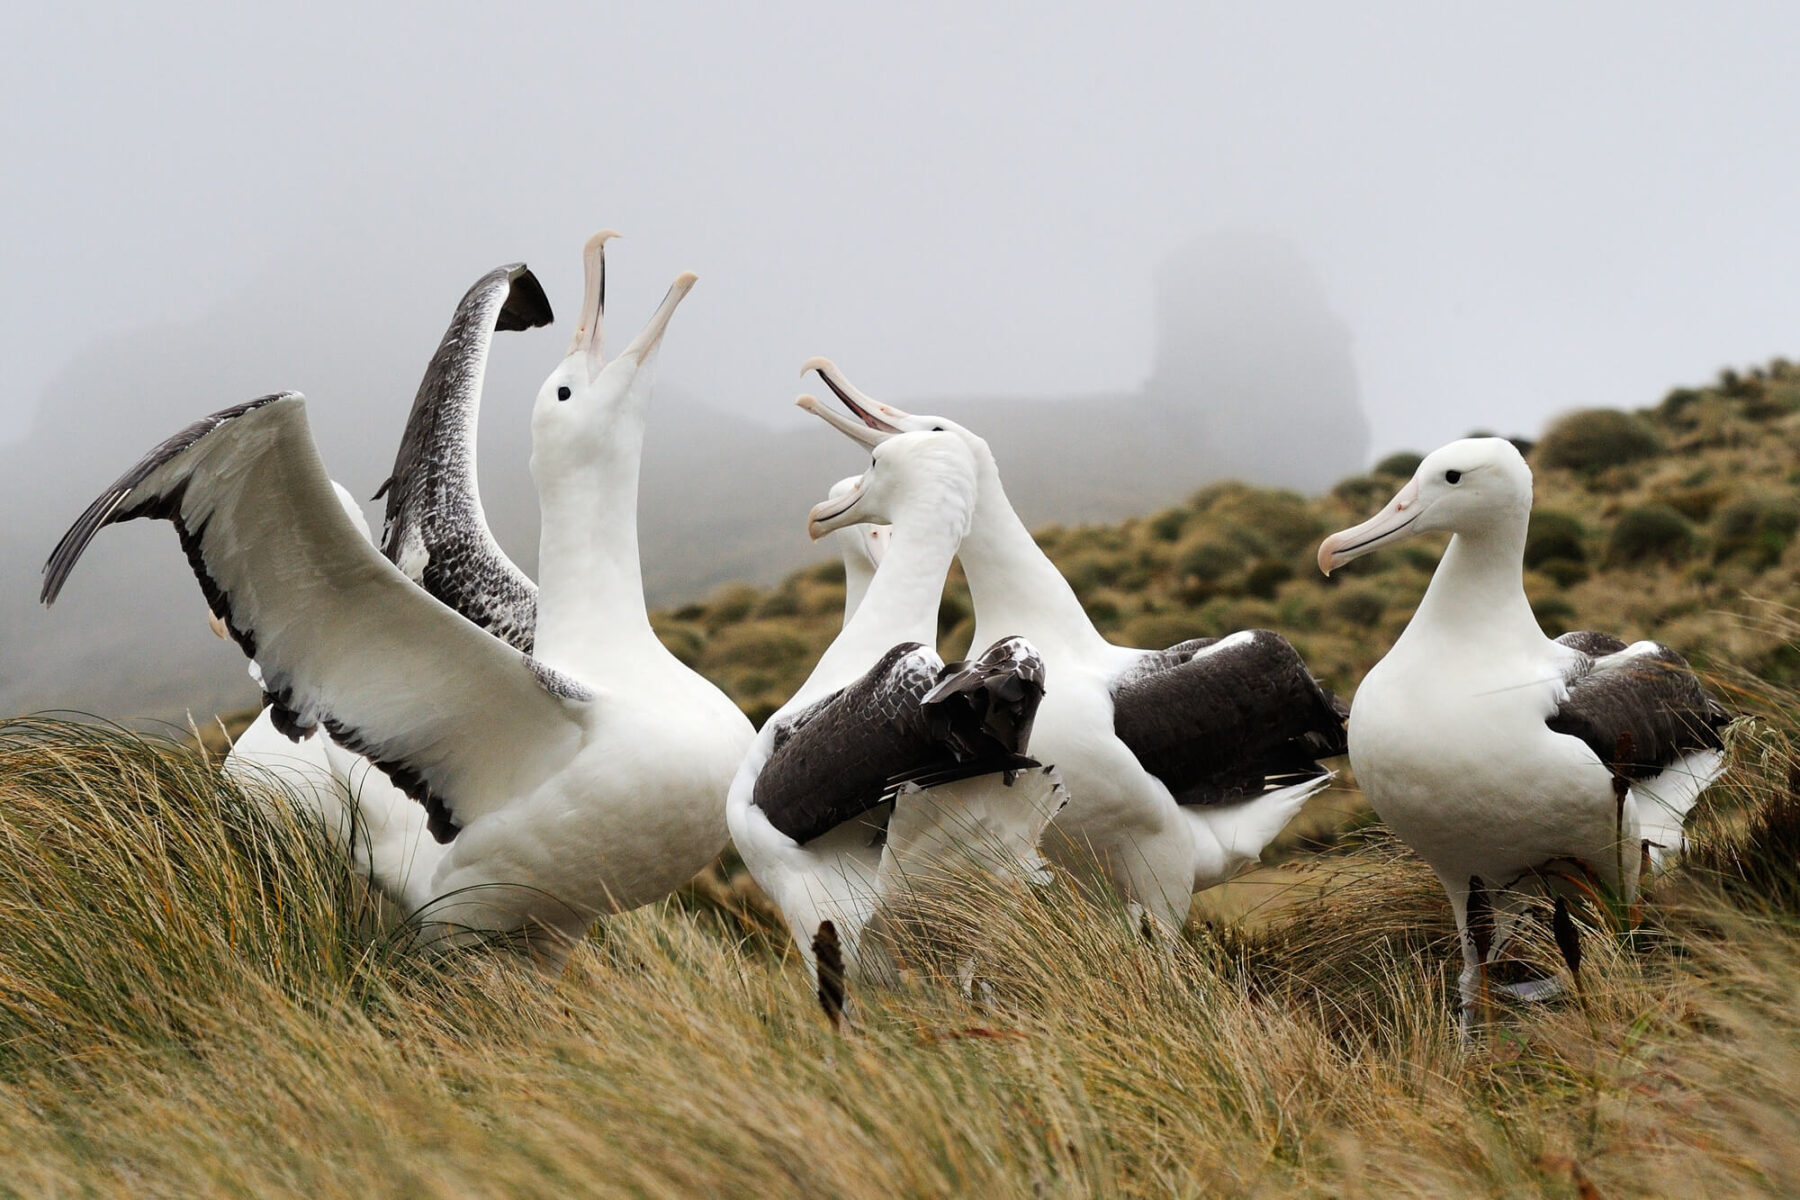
top-left (1142, 232), bottom-right (1370, 491)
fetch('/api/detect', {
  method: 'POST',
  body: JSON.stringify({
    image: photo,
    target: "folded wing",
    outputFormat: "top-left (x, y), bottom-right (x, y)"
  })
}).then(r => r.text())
top-left (1110, 629), bottom-right (1349, 805)
top-left (43, 394), bottom-right (589, 844)
top-left (1548, 631), bottom-right (1730, 778)
top-left (374, 263), bottom-right (551, 653)
top-left (754, 640), bottom-right (1045, 846)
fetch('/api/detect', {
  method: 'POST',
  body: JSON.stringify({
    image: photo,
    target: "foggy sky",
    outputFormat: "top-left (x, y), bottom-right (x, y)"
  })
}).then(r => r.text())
top-left (5, 1), bottom-right (1798, 465)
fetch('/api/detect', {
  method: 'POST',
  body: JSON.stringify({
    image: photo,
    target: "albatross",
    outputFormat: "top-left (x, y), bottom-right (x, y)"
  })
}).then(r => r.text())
top-left (42, 233), bottom-right (754, 972)
top-left (799, 359), bottom-right (1348, 933)
top-left (1318, 436), bottom-right (1730, 1026)
top-left (222, 261), bottom-right (554, 898)
top-left (727, 431), bottom-right (1065, 983)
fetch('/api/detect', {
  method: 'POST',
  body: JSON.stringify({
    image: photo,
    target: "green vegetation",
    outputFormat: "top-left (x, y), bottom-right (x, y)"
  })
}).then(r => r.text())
top-left (1606, 503), bottom-right (1697, 567)
top-left (9, 359), bottom-right (1800, 1194)
top-left (663, 359), bottom-right (1800, 714)
top-left (1535, 408), bottom-right (1664, 471)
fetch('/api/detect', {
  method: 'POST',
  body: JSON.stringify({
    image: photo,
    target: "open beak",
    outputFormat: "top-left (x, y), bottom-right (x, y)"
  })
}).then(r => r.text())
top-left (808, 476), bottom-right (868, 541)
top-left (619, 271), bottom-right (698, 365)
top-left (801, 358), bottom-right (907, 444)
top-left (568, 230), bottom-right (619, 374)
top-left (1318, 478), bottom-right (1424, 575)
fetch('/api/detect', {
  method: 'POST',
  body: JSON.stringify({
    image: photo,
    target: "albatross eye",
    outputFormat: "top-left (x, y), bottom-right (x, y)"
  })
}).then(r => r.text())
top-left (556, 386), bottom-right (572, 402)
top-left (1445, 470), bottom-right (1462, 484)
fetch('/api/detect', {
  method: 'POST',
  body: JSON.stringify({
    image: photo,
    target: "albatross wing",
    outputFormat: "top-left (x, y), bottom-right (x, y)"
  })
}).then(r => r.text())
top-left (43, 394), bottom-right (589, 845)
top-left (1109, 629), bottom-right (1349, 805)
top-left (1548, 632), bottom-right (1730, 779)
top-left (374, 263), bottom-right (551, 653)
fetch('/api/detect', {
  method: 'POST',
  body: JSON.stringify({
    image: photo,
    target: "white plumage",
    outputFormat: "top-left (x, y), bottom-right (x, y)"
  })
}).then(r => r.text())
top-left (728, 433), bottom-right (1064, 982)
top-left (1318, 437), bottom-right (1729, 1024)
top-left (799, 361), bottom-right (1347, 933)
top-left (44, 235), bottom-right (753, 973)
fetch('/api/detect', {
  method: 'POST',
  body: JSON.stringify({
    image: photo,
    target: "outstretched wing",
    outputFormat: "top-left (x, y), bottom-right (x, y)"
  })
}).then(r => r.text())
top-left (43, 394), bottom-right (590, 844)
top-left (1110, 629), bottom-right (1349, 806)
top-left (374, 263), bottom-right (551, 653)
top-left (753, 642), bottom-right (1043, 846)
top-left (1548, 632), bottom-right (1730, 778)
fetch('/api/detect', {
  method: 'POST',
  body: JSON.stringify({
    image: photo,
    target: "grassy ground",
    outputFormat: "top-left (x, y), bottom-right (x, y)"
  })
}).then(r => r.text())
top-left (8, 362), bottom-right (1800, 1195)
top-left (1, 700), bottom-right (1797, 1195)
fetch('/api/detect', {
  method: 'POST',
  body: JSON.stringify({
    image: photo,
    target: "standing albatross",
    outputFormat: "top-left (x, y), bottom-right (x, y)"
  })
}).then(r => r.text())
top-left (799, 360), bottom-right (1348, 933)
top-left (224, 262), bottom-right (554, 898)
top-left (728, 432), bottom-right (1065, 983)
top-left (1318, 436), bottom-right (1730, 1025)
top-left (43, 234), bottom-right (754, 973)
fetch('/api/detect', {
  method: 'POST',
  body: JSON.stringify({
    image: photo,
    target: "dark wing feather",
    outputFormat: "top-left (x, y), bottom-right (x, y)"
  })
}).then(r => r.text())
top-left (1548, 634), bottom-right (1730, 779)
top-left (753, 639), bottom-right (1047, 846)
top-left (43, 395), bottom-right (588, 844)
top-left (1110, 629), bottom-right (1348, 806)
top-left (374, 263), bottom-right (550, 653)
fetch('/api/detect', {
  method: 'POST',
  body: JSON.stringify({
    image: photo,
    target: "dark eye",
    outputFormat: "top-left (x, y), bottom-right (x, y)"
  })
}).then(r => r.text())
top-left (1445, 470), bottom-right (1462, 484)
top-left (556, 386), bottom-right (571, 402)
top-left (932, 425), bottom-right (944, 432)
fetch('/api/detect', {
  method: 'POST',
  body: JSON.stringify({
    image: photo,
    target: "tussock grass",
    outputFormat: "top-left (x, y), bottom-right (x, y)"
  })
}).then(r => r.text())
top-left (1, 711), bottom-right (1799, 1196)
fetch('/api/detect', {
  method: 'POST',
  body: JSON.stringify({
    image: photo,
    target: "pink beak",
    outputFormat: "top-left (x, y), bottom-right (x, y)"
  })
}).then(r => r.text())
top-left (1318, 477), bottom-right (1424, 575)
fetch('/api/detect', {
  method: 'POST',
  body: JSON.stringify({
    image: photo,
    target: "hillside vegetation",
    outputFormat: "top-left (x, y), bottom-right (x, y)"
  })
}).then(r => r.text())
top-left (14, 360), bottom-right (1800, 1195)
top-left (662, 359), bottom-right (1800, 729)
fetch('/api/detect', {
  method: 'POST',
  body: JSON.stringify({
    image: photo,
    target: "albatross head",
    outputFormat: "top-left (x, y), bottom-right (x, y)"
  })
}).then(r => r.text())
top-left (531, 231), bottom-right (697, 464)
top-left (1317, 437), bottom-right (1533, 575)
top-left (825, 475), bottom-right (891, 575)
top-left (807, 431), bottom-right (979, 543)
top-left (796, 357), bottom-right (996, 469)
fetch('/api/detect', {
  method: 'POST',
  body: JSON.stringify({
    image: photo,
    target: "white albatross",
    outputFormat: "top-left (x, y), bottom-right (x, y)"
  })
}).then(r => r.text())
top-left (221, 262), bottom-right (554, 901)
top-left (1317, 437), bottom-right (1730, 1025)
top-left (799, 360), bottom-right (1349, 933)
top-left (728, 431), bottom-right (1065, 984)
top-left (43, 234), bottom-right (754, 973)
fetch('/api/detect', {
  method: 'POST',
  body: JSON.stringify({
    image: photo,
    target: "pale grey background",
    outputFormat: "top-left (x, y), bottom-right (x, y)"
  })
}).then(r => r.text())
top-left (2, 1), bottom-right (1796, 719)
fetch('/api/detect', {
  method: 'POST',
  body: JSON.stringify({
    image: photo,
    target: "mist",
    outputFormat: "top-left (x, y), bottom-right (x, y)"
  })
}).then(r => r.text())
top-left (3, 2), bottom-right (1798, 720)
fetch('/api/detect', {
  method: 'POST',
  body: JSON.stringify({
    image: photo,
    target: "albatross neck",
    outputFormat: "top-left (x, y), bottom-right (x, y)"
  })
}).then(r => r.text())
top-left (1396, 508), bottom-right (1542, 658)
top-left (960, 460), bottom-right (1111, 658)
top-left (530, 425), bottom-right (663, 676)
top-left (802, 508), bottom-right (961, 698)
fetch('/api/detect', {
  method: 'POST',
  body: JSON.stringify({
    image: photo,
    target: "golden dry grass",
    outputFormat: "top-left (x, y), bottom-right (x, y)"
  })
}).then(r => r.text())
top-left (2, 710), bottom-right (1798, 1198)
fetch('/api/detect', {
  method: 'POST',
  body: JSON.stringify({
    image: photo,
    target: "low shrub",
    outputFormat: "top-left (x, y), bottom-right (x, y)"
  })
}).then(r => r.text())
top-left (1605, 503), bottom-right (1697, 567)
top-left (1373, 451), bottom-right (1423, 477)
top-left (1523, 510), bottom-right (1588, 569)
top-left (1242, 559), bottom-right (1294, 600)
top-left (1332, 586), bottom-right (1388, 628)
top-left (1714, 498), bottom-right (1800, 570)
top-left (1535, 409), bottom-right (1663, 471)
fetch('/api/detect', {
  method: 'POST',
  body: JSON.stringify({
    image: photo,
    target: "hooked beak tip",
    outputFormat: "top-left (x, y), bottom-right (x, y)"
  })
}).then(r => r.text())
top-left (801, 356), bottom-right (835, 379)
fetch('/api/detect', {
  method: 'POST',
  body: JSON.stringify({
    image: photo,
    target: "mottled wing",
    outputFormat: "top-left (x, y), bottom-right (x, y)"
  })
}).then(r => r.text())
top-left (1548, 634), bottom-right (1730, 778)
top-left (753, 641), bottom-right (1043, 846)
top-left (43, 395), bottom-right (590, 843)
top-left (374, 263), bottom-right (551, 653)
top-left (1110, 629), bottom-right (1349, 805)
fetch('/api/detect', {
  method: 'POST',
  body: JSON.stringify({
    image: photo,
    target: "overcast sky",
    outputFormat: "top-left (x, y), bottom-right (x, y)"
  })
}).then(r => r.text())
top-left (4, 1), bottom-right (1797, 461)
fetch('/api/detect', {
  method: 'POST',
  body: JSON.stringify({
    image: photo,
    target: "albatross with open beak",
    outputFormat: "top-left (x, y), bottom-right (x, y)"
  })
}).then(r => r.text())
top-left (799, 358), bottom-right (1348, 934)
top-left (728, 432), bottom-right (1065, 986)
top-left (44, 233), bottom-right (754, 973)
